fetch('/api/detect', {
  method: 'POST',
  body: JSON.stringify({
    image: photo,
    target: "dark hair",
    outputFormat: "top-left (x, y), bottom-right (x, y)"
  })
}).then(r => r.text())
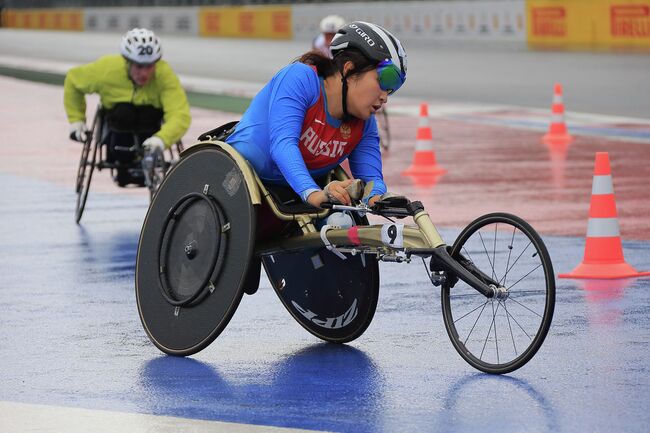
top-left (296, 48), bottom-right (377, 80)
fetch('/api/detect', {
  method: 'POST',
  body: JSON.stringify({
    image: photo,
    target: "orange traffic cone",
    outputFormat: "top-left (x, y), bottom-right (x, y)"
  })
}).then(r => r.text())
top-left (542, 83), bottom-right (573, 146)
top-left (402, 103), bottom-right (446, 176)
top-left (560, 152), bottom-right (650, 279)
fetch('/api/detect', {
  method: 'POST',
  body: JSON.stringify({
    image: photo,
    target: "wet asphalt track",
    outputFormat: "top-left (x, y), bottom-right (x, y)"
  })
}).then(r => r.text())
top-left (1, 37), bottom-right (650, 432)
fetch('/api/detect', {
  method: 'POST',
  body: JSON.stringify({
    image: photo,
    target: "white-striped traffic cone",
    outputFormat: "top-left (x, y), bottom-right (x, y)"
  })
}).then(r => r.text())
top-left (402, 103), bottom-right (446, 176)
top-left (542, 83), bottom-right (573, 146)
top-left (560, 152), bottom-right (650, 279)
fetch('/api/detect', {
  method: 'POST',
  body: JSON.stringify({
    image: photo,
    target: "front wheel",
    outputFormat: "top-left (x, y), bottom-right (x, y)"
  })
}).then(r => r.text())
top-left (441, 213), bottom-right (555, 374)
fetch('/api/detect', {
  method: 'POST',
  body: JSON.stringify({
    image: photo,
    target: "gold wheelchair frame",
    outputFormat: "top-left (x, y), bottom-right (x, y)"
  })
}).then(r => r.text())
top-left (136, 140), bottom-right (556, 374)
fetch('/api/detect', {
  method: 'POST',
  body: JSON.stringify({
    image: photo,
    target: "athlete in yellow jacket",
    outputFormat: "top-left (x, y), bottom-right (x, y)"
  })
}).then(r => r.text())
top-left (63, 28), bottom-right (190, 152)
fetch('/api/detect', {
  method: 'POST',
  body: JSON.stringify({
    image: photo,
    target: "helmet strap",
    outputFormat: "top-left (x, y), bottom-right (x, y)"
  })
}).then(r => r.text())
top-left (340, 69), bottom-right (352, 122)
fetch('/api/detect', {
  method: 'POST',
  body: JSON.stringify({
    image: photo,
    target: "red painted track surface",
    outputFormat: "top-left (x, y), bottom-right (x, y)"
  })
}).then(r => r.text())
top-left (2, 75), bottom-right (648, 240)
top-left (383, 115), bottom-right (650, 240)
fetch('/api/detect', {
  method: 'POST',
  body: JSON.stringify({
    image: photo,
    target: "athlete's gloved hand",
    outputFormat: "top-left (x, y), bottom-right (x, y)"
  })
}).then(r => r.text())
top-left (69, 121), bottom-right (88, 143)
top-left (323, 179), bottom-right (355, 205)
top-left (307, 179), bottom-right (355, 208)
top-left (143, 136), bottom-right (165, 153)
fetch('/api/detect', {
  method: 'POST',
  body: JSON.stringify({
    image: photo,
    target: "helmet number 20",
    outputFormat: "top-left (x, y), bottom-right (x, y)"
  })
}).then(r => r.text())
top-left (138, 45), bottom-right (154, 56)
top-left (381, 223), bottom-right (404, 248)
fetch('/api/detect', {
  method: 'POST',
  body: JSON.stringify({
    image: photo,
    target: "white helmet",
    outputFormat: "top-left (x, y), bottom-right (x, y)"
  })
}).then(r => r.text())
top-left (120, 28), bottom-right (162, 65)
top-left (320, 15), bottom-right (346, 34)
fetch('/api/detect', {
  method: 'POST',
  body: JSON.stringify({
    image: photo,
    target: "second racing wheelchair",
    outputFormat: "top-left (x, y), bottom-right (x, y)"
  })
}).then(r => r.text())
top-left (75, 104), bottom-right (184, 223)
top-left (135, 124), bottom-right (555, 374)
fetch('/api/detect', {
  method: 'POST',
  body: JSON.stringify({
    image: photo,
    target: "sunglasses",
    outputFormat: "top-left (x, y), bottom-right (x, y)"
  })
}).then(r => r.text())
top-left (377, 59), bottom-right (406, 95)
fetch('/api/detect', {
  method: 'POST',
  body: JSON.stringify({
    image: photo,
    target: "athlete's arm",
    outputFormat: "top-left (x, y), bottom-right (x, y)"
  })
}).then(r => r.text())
top-left (154, 61), bottom-right (191, 147)
top-left (267, 64), bottom-right (322, 202)
top-left (348, 115), bottom-right (387, 202)
top-left (63, 58), bottom-right (104, 123)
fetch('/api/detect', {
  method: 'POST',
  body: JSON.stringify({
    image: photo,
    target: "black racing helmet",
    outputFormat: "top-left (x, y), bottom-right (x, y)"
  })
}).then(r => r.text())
top-left (330, 21), bottom-right (407, 94)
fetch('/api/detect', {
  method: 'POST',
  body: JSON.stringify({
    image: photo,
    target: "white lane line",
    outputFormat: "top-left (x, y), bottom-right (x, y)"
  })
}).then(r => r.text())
top-left (387, 101), bottom-right (650, 125)
top-left (0, 401), bottom-right (332, 433)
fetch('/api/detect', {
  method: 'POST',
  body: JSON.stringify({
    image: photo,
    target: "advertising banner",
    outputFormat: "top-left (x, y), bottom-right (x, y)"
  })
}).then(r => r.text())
top-left (527, 0), bottom-right (650, 49)
top-left (1, 9), bottom-right (83, 31)
top-left (199, 7), bottom-right (292, 39)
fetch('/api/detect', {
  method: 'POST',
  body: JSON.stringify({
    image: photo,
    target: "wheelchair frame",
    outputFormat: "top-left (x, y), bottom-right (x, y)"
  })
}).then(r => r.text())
top-left (136, 141), bottom-right (556, 374)
top-left (74, 106), bottom-right (184, 223)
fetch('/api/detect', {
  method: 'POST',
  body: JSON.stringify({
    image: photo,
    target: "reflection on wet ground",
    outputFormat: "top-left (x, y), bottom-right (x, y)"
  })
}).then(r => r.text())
top-left (1, 172), bottom-right (649, 432)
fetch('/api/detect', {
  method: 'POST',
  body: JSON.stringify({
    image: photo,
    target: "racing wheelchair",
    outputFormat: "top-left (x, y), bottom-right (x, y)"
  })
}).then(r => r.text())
top-left (75, 104), bottom-right (184, 223)
top-left (135, 125), bottom-right (555, 374)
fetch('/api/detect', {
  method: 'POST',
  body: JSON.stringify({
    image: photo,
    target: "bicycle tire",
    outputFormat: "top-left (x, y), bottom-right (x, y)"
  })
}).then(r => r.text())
top-left (146, 156), bottom-right (166, 201)
top-left (75, 137), bottom-right (91, 194)
top-left (75, 116), bottom-right (102, 224)
top-left (441, 213), bottom-right (555, 374)
top-left (148, 141), bottom-right (182, 201)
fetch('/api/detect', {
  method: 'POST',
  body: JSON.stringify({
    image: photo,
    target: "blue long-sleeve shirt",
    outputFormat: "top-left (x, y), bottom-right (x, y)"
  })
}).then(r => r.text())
top-left (227, 62), bottom-right (386, 202)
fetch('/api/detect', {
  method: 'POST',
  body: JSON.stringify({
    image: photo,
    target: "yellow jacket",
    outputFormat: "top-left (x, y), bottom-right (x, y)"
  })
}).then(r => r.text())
top-left (63, 54), bottom-right (190, 147)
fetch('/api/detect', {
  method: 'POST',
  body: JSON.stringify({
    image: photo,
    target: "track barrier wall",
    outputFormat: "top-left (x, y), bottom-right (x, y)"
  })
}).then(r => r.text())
top-left (1, 8), bottom-right (83, 31)
top-left (1, 1), bottom-right (648, 50)
top-left (198, 6), bottom-right (292, 39)
top-left (527, 0), bottom-right (650, 50)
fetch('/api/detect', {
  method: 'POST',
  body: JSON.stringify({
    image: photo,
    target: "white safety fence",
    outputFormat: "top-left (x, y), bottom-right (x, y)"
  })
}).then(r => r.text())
top-left (78, 1), bottom-right (525, 45)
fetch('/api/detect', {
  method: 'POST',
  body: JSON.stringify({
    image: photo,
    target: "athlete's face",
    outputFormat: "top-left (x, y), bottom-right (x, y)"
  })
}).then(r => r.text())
top-left (346, 67), bottom-right (388, 120)
top-left (129, 62), bottom-right (156, 86)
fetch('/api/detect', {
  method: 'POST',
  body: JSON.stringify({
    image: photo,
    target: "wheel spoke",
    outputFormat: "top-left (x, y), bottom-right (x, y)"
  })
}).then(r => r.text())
top-left (453, 300), bottom-right (490, 324)
top-left (463, 301), bottom-right (489, 346)
top-left (492, 223), bottom-right (498, 281)
top-left (502, 226), bottom-right (517, 286)
top-left (503, 301), bottom-right (533, 340)
top-left (493, 301), bottom-right (500, 364)
top-left (506, 289), bottom-right (546, 296)
top-left (507, 296), bottom-right (543, 319)
top-left (461, 246), bottom-right (476, 264)
top-left (502, 300), bottom-right (518, 355)
top-left (480, 300), bottom-right (501, 361)
top-left (499, 240), bottom-right (532, 286)
top-left (478, 232), bottom-right (498, 283)
top-left (506, 262), bottom-right (543, 291)
top-left (461, 246), bottom-right (490, 286)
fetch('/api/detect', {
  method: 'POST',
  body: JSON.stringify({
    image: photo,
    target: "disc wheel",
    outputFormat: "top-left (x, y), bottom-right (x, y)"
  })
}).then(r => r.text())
top-left (441, 213), bottom-right (555, 374)
top-left (264, 213), bottom-right (379, 343)
top-left (136, 145), bottom-right (256, 356)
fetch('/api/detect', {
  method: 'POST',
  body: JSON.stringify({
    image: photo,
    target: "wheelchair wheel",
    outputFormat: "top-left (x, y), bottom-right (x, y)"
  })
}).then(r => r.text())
top-left (75, 114), bottom-right (102, 224)
top-left (136, 144), bottom-right (257, 356)
top-left (146, 141), bottom-right (183, 201)
top-left (441, 213), bottom-right (555, 374)
top-left (144, 154), bottom-right (166, 201)
top-left (263, 214), bottom-right (379, 343)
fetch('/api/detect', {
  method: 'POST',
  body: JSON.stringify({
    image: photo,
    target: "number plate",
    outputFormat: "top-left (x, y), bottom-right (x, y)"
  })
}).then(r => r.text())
top-left (381, 223), bottom-right (404, 248)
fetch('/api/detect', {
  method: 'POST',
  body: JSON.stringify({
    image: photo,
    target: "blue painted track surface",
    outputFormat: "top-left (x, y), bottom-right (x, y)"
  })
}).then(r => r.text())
top-left (1, 170), bottom-right (649, 433)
